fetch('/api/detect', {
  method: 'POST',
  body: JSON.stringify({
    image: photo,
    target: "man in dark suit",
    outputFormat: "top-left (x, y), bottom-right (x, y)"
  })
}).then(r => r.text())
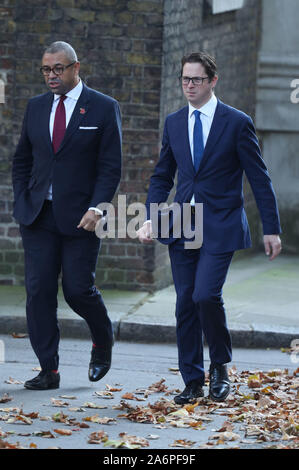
top-left (12, 41), bottom-right (122, 390)
top-left (137, 52), bottom-right (281, 404)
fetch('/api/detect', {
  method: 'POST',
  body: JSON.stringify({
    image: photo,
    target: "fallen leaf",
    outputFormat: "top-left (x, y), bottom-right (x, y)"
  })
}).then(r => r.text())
top-left (88, 430), bottom-right (108, 444)
top-left (51, 398), bottom-right (69, 407)
top-left (4, 377), bottom-right (24, 385)
top-left (211, 431), bottom-right (240, 441)
top-left (170, 439), bottom-right (196, 448)
top-left (54, 428), bottom-right (72, 436)
top-left (0, 394), bottom-right (12, 404)
top-left (121, 393), bottom-right (136, 400)
top-left (33, 430), bottom-right (56, 438)
top-left (105, 384), bottom-right (123, 392)
top-left (82, 402), bottom-right (108, 409)
top-left (11, 332), bottom-right (28, 338)
top-left (59, 395), bottom-right (77, 400)
top-left (83, 415), bottom-right (116, 425)
top-left (93, 391), bottom-right (114, 399)
top-left (119, 432), bottom-right (149, 448)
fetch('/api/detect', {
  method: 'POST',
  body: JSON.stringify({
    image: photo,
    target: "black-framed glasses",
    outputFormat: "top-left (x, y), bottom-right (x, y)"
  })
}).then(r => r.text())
top-left (180, 76), bottom-right (210, 86)
top-left (40, 62), bottom-right (76, 76)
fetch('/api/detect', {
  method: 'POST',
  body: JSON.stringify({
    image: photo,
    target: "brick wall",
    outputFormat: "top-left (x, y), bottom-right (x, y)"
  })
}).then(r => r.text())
top-left (0, 0), bottom-right (271, 291)
top-left (0, 0), bottom-right (165, 289)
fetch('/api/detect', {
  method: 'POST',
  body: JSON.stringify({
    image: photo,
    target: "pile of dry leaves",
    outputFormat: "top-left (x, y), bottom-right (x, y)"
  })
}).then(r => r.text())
top-left (0, 367), bottom-right (298, 449)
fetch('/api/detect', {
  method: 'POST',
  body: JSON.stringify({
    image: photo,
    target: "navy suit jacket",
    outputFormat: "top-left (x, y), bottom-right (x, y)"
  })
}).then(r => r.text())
top-left (146, 99), bottom-right (281, 253)
top-left (12, 82), bottom-right (122, 237)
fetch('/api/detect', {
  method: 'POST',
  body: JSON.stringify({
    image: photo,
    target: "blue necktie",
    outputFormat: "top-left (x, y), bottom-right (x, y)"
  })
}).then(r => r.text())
top-left (193, 110), bottom-right (204, 172)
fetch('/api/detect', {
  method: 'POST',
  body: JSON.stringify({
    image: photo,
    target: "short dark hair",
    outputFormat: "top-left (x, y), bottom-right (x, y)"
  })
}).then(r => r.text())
top-left (181, 52), bottom-right (217, 80)
top-left (44, 41), bottom-right (78, 62)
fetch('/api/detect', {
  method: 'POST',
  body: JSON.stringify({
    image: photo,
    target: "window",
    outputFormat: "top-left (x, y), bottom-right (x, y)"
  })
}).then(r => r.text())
top-left (207, 0), bottom-right (244, 14)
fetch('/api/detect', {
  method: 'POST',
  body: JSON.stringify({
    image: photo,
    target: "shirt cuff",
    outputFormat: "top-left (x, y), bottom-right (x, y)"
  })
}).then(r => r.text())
top-left (88, 207), bottom-right (103, 216)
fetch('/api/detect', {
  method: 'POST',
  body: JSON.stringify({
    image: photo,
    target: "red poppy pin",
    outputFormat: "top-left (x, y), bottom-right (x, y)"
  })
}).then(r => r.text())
top-left (80, 108), bottom-right (86, 114)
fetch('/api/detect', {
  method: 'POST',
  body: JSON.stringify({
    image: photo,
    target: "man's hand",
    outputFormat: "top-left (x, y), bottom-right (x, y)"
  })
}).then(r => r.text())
top-left (77, 210), bottom-right (101, 232)
top-left (136, 221), bottom-right (154, 244)
top-left (263, 234), bottom-right (282, 261)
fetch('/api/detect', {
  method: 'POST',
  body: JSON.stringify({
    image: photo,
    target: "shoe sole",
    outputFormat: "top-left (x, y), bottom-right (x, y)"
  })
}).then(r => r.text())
top-left (208, 389), bottom-right (230, 402)
top-left (174, 393), bottom-right (204, 405)
top-left (24, 383), bottom-right (60, 390)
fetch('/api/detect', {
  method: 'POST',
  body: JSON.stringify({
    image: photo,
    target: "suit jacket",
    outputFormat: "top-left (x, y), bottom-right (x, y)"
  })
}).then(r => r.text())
top-left (12, 82), bottom-right (122, 237)
top-left (146, 99), bottom-right (281, 252)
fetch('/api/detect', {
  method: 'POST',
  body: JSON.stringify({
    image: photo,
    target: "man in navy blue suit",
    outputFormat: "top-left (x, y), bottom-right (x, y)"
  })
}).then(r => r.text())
top-left (12, 41), bottom-right (122, 390)
top-left (137, 52), bottom-right (282, 403)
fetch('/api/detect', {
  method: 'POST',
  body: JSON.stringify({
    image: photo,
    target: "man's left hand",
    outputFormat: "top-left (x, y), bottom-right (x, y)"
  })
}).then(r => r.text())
top-left (263, 234), bottom-right (282, 261)
top-left (77, 210), bottom-right (101, 232)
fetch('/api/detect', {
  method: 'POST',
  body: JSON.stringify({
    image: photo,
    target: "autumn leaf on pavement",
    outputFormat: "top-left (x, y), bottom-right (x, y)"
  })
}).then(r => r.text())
top-left (93, 390), bottom-right (114, 399)
top-left (210, 431), bottom-right (240, 441)
top-left (248, 374), bottom-right (262, 388)
top-left (0, 394), bottom-right (13, 404)
top-left (105, 384), bottom-right (123, 392)
top-left (52, 411), bottom-right (68, 423)
top-left (0, 439), bottom-right (24, 449)
top-left (33, 430), bottom-right (56, 438)
top-left (121, 393), bottom-right (136, 400)
top-left (118, 432), bottom-right (149, 448)
top-left (82, 402), bottom-right (108, 409)
top-left (83, 415), bottom-right (116, 425)
top-left (11, 332), bottom-right (28, 338)
top-left (148, 378), bottom-right (168, 393)
top-left (4, 377), bottom-right (24, 385)
top-left (88, 430), bottom-right (108, 444)
top-left (170, 439), bottom-right (196, 448)
top-left (216, 421), bottom-right (235, 433)
top-left (51, 398), bottom-right (69, 407)
top-left (59, 395), bottom-right (77, 400)
top-left (54, 428), bottom-right (72, 436)
top-left (183, 402), bottom-right (199, 414)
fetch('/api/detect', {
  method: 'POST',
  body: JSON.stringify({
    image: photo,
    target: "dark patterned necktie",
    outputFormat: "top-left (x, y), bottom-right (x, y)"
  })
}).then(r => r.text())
top-left (52, 95), bottom-right (66, 153)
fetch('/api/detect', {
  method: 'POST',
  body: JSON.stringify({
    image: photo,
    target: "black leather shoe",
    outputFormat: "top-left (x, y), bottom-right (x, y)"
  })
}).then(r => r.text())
top-left (209, 363), bottom-right (230, 402)
top-left (88, 345), bottom-right (112, 382)
top-left (174, 380), bottom-right (204, 405)
top-left (24, 370), bottom-right (60, 390)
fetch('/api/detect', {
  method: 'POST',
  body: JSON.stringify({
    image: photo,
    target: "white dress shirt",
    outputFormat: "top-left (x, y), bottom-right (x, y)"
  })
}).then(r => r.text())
top-left (46, 80), bottom-right (101, 215)
top-left (188, 93), bottom-right (218, 204)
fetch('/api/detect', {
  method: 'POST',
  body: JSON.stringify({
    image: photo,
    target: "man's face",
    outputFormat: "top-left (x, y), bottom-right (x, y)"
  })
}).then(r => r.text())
top-left (41, 51), bottom-right (80, 95)
top-left (182, 62), bottom-right (218, 108)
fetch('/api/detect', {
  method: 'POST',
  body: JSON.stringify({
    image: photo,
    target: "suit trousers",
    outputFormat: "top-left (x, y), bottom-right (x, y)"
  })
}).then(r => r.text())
top-left (168, 233), bottom-right (234, 386)
top-left (19, 200), bottom-right (113, 371)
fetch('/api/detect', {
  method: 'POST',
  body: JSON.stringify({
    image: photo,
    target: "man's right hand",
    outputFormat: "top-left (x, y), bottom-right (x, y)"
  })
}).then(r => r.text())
top-left (136, 221), bottom-right (154, 244)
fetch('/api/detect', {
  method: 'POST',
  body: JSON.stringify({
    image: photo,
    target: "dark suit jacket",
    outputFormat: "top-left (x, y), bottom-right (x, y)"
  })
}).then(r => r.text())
top-left (146, 99), bottom-right (281, 252)
top-left (12, 82), bottom-right (122, 236)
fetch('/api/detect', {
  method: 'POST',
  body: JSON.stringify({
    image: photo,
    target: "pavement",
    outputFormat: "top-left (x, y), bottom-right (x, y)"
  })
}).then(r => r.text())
top-left (0, 336), bottom-right (298, 450)
top-left (0, 252), bottom-right (298, 349)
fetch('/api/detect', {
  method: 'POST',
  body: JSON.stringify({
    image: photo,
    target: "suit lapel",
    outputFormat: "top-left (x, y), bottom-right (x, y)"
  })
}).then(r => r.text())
top-left (175, 106), bottom-right (195, 175)
top-left (196, 100), bottom-right (229, 173)
top-left (41, 92), bottom-right (54, 155)
top-left (56, 83), bottom-right (90, 154)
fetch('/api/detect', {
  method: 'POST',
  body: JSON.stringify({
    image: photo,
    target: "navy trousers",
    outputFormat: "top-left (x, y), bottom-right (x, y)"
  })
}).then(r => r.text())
top-left (19, 200), bottom-right (113, 371)
top-left (168, 235), bottom-right (234, 386)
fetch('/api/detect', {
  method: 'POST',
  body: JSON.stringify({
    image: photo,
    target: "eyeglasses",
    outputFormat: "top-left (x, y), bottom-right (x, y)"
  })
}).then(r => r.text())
top-left (40, 62), bottom-right (76, 76)
top-left (180, 76), bottom-right (210, 86)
